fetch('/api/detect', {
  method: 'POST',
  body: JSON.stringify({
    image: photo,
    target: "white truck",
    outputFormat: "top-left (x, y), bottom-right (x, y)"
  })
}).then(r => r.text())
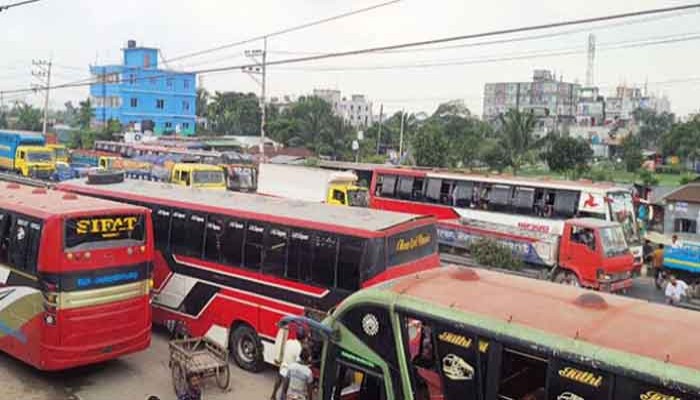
top-left (257, 163), bottom-right (368, 206)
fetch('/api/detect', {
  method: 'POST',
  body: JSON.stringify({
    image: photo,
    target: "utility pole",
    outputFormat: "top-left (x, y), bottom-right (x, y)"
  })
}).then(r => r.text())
top-left (376, 103), bottom-right (383, 155)
top-left (398, 109), bottom-right (405, 162)
top-left (243, 37), bottom-right (268, 159)
top-left (32, 59), bottom-right (51, 136)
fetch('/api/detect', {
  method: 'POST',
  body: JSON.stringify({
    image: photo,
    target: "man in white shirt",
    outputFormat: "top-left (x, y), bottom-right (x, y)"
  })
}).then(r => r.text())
top-left (671, 235), bottom-right (683, 249)
top-left (665, 275), bottom-right (689, 305)
top-left (281, 349), bottom-right (314, 400)
top-left (270, 327), bottom-right (306, 400)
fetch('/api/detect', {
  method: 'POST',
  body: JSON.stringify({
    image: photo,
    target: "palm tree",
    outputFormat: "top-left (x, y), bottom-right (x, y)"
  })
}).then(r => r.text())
top-left (498, 109), bottom-right (536, 175)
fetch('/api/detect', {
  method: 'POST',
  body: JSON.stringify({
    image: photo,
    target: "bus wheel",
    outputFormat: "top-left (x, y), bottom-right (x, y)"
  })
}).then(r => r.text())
top-left (554, 271), bottom-right (581, 288)
top-left (230, 324), bottom-right (264, 372)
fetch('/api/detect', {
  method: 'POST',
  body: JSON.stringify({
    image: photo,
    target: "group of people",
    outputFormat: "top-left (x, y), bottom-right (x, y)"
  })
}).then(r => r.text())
top-left (270, 327), bottom-right (315, 400)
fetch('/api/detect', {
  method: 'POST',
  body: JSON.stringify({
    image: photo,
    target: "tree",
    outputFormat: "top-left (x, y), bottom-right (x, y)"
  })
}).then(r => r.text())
top-left (633, 108), bottom-right (674, 149)
top-left (621, 135), bottom-right (644, 172)
top-left (498, 109), bottom-right (536, 175)
top-left (411, 122), bottom-right (449, 167)
top-left (196, 88), bottom-right (209, 117)
top-left (15, 103), bottom-right (42, 131)
top-left (479, 138), bottom-right (509, 173)
top-left (428, 101), bottom-right (493, 168)
top-left (77, 98), bottom-right (93, 130)
top-left (544, 136), bottom-right (593, 178)
top-left (207, 91), bottom-right (261, 135)
top-left (661, 117), bottom-right (700, 161)
top-left (0, 111), bottom-right (7, 129)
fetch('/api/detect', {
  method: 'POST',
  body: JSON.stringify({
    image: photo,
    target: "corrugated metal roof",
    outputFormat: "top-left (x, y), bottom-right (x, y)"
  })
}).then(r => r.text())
top-left (664, 184), bottom-right (700, 203)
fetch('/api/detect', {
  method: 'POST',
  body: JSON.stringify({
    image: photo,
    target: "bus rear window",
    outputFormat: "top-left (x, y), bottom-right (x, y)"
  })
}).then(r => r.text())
top-left (65, 214), bottom-right (145, 250)
top-left (387, 224), bottom-right (437, 267)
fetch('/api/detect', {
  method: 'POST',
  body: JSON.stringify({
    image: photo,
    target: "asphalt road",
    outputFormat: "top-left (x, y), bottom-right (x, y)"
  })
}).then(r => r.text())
top-left (0, 276), bottom-right (686, 400)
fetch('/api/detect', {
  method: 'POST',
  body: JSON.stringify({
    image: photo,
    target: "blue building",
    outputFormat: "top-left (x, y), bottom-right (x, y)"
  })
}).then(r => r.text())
top-left (90, 40), bottom-right (196, 135)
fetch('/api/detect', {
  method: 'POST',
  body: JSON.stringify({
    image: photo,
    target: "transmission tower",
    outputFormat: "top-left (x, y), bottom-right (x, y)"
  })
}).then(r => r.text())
top-left (586, 33), bottom-right (596, 87)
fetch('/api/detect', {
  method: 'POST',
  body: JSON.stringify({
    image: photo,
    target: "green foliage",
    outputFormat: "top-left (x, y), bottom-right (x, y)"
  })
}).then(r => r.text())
top-left (680, 175), bottom-right (699, 185)
top-left (15, 103), bottom-right (42, 131)
top-left (77, 98), bottom-right (93, 130)
top-left (468, 238), bottom-right (523, 270)
top-left (362, 153), bottom-right (388, 164)
top-left (633, 108), bottom-right (674, 149)
top-left (479, 138), bottom-right (509, 173)
top-left (196, 88), bottom-right (209, 118)
top-left (206, 91), bottom-right (261, 135)
top-left (621, 135), bottom-right (644, 172)
top-left (411, 122), bottom-right (449, 167)
top-left (637, 169), bottom-right (660, 187)
top-left (69, 129), bottom-right (97, 149)
top-left (661, 117), bottom-right (700, 160)
top-left (498, 109), bottom-right (536, 175)
top-left (0, 111), bottom-right (7, 129)
top-left (544, 136), bottom-right (593, 178)
top-left (303, 157), bottom-right (320, 167)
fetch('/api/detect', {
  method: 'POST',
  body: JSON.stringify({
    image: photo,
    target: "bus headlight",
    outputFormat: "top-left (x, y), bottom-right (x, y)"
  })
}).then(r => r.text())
top-left (44, 314), bottom-right (56, 325)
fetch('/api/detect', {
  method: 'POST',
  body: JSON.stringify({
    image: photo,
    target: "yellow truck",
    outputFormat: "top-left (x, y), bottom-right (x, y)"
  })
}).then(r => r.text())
top-left (256, 163), bottom-right (368, 206)
top-left (170, 163), bottom-right (227, 190)
top-left (46, 144), bottom-right (68, 163)
top-left (0, 130), bottom-right (56, 178)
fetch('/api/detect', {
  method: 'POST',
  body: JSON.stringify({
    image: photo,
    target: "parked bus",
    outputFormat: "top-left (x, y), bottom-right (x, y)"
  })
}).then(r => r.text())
top-left (0, 183), bottom-right (153, 370)
top-left (280, 266), bottom-right (700, 400)
top-left (370, 168), bottom-right (643, 267)
top-left (58, 179), bottom-right (440, 372)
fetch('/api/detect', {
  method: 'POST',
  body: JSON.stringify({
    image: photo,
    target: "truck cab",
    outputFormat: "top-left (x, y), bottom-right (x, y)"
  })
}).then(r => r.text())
top-left (46, 144), bottom-right (68, 163)
top-left (171, 163), bottom-right (226, 190)
top-left (15, 146), bottom-right (56, 178)
top-left (327, 182), bottom-right (369, 207)
top-left (98, 156), bottom-right (118, 170)
top-left (559, 218), bottom-right (634, 291)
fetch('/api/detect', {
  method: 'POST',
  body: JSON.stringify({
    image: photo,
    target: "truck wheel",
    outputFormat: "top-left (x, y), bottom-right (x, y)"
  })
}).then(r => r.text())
top-left (87, 170), bottom-right (124, 185)
top-left (230, 324), bottom-right (264, 372)
top-left (554, 271), bottom-right (581, 288)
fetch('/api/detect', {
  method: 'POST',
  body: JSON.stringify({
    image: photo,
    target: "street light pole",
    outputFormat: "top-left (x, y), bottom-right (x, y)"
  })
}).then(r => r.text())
top-left (32, 59), bottom-right (51, 136)
top-left (398, 109), bottom-right (405, 162)
top-left (260, 36), bottom-right (267, 159)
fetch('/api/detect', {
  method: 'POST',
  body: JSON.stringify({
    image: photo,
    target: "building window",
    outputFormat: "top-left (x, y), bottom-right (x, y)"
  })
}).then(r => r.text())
top-left (129, 74), bottom-right (135, 85)
top-left (184, 80), bottom-right (190, 89)
top-left (166, 78), bottom-right (174, 88)
top-left (150, 77), bottom-right (157, 85)
top-left (156, 99), bottom-right (165, 109)
top-left (130, 98), bottom-right (138, 108)
top-left (183, 123), bottom-right (190, 129)
top-left (165, 122), bottom-right (173, 129)
top-left (182, 101), bottom-right (190, 111)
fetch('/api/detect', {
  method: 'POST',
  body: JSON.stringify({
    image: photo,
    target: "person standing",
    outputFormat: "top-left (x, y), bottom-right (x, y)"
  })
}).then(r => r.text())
top-left (270, 327), bottom-right (308, 400)
top-left (281, 349), bottom-right (314, 400)
top-left (665, 275), bottom-right (689, 306)
top-left (671, 234), bottom-right (683, 249)
top-left (177, 374), bottom-right (202, 400)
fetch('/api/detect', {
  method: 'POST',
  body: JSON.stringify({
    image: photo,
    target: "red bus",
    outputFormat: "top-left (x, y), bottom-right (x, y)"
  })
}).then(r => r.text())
top-left (0, 183), bottom-right (153, 370)
top-left (58, 179), bottom-right (440, 372)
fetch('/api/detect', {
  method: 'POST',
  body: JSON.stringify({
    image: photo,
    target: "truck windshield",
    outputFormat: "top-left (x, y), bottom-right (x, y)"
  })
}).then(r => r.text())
top-left (599, 226), bottom-right (628, 258)
top-left (348, 188), bottom-right (369, 207)
top-left (607, 192), bottom-right (639, 245)
top-left (27, 152), bottom-right (53, 163)
top-left (193, 170), bottom-right (224, 185)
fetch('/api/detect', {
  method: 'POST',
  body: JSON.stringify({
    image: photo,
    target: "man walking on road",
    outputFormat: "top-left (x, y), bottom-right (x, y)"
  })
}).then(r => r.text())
top-left (270, 327), bottom-right (308, 400)
top-left (281, 349), bottom-right (314, 400)
top-left (665, 275), bottom-right (689, 306)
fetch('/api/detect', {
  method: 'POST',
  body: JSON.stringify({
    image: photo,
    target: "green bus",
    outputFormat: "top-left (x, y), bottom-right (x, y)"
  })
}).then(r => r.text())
top-left (279, 267), bottom-right (700, 400)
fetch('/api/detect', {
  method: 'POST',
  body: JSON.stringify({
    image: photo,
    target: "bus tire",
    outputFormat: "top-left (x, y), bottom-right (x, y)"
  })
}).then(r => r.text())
top-left (230, 324), bottom-right (264, 372)
top-left (87, 170), bottom-right (124, 185)
top-left (554, 270), bottom-right (581, 288)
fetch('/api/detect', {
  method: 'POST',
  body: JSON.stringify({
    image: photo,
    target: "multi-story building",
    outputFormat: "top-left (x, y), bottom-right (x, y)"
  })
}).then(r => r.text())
top-left (576, 87), bottom-right (606, 127)
top-left (312, 89), bottom-right (373, 128)
top-left (483, 70), bottom-right (580, 135)
top-left (89, 40), bottom-right (197, 135)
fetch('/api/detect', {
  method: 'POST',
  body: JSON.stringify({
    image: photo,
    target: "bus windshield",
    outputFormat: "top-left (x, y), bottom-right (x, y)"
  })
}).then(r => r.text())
top-left (387, 224), bottom-right (437, 267)
top-left (193, 170), bottom-right (225, 185)
top-left (27, 152), bottom-right (54, 163)
top-left (607, 192), bottom-right (639, 245)
top-left (64, 214), bottom-right (145, 250)
top-left (599, 226), bottom-right (628, 258)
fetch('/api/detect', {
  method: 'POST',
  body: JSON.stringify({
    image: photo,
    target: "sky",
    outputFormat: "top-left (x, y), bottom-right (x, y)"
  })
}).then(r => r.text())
top-left (1, 0), bottom-right (700, 117)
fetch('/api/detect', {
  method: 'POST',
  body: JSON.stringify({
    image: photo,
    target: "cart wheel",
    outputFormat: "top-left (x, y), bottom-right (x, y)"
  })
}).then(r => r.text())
top-left (216, 364), bottom-right (231, 390)
top-left (171, 363), bottom-right (187, 396)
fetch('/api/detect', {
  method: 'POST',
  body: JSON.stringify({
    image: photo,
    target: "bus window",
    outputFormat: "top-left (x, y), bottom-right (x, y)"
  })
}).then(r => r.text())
top-left (453, 181), bottom-right (473, 208)
top-left (263, 226), bottom-right (288, 277)
top-left (187, 213), bottom-right (206, 257)
top-left (498, 348), bottom-right (547, 400)
top-left (204, 216), bottom-right (224, 262)
top-left (489, 185), bottom-right (513, 211)
top-left (9, 217), bottom-right (41, 276)
top-left (424, 179), bottom-right (442, 203)
top-left (402, 317), bottom-right (442, 400)
top-left (152, 208), bottom-right (172, 250)
top-left (548, 359), bottom-right (611, 400)
top-left (311, 233), bottom-right (337, 287)
top-left (336, 237), bottom-right (364, 292)
top-left (397, 176), bottom-right (414, 200)
top-left (222, 219), bottom-right (245, 266)
top-left (287, 230), bottom-right (312, 281)
top-left (329, 362), bottom-right (387, 400)
top-left (0, 212), bottom-right (9, 265)
top-left (553, 190), bottom-right (579, 218)
top-left (513, 187), bottom-right (535, 214)
top-left (380, 175), bottom-right (397, 198)
top-left (244, 223), bottom-right (265, 271)
top-left (170, 211), bottom-right (192, 256)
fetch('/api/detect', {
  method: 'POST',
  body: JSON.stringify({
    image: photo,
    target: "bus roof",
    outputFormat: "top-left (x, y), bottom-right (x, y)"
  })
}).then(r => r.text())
top-left (375, 167), bottom-right (629, 193)
top-left (0, 182), bottom-right (145, 219)
top-left (59, 179), bottom-right (432, 235)
top-left (380, 267), bottom-right (700, 379)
